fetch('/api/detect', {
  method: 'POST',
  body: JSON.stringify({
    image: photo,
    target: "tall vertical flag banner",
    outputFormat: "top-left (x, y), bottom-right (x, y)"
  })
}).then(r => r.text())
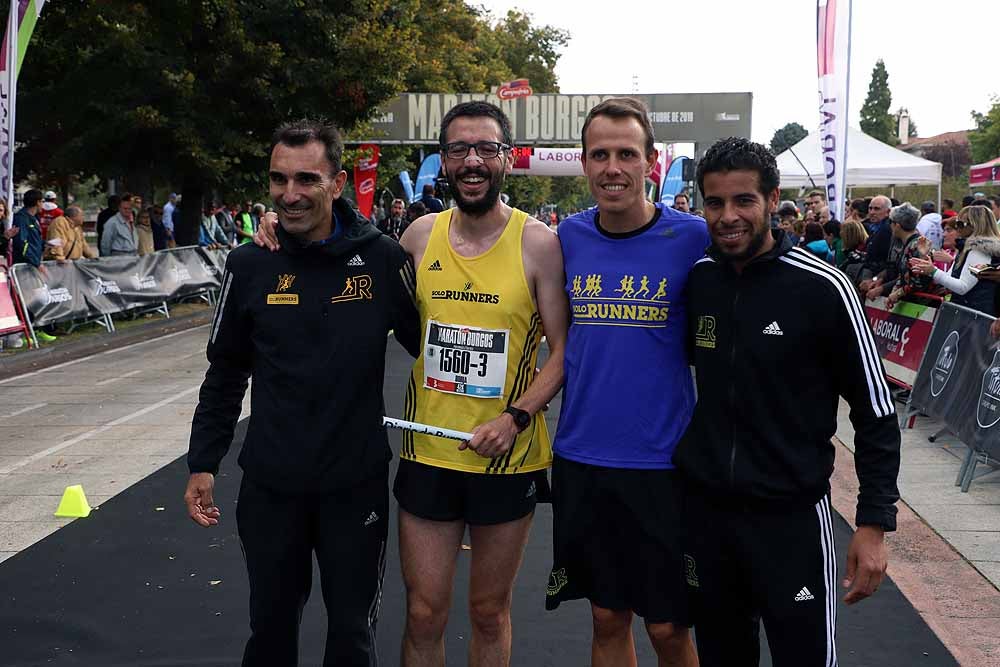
top-left (353, 144), bottom-right (380, 219)
top-left (1, 0), bottom-right (47, 226)
top-left (816, 0), bottom-right (851, 223)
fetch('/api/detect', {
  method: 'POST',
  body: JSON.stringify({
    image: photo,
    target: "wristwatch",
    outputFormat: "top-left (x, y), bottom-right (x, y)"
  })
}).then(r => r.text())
top-left (503, 406), bottom-right (531, 432)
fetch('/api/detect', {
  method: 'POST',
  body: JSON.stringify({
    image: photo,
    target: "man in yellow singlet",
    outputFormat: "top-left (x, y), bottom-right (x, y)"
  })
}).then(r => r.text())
top-left (255, 102), bottom-right (569, 666)
top-left (395, 101), bottom-right (569, 667)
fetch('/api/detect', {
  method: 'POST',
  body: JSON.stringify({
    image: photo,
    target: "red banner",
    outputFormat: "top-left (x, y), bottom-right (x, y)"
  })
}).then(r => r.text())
top-left (969, 157), bottom-right (1000, 187)
top-left (865, 297), bottom-right (939, 389)
top-left (354, 144), bottom-right (380, 219)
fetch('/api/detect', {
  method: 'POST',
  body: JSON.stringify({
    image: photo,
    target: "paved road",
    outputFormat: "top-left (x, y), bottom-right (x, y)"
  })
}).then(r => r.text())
top-left (0, 327), bottom-right (959, 665)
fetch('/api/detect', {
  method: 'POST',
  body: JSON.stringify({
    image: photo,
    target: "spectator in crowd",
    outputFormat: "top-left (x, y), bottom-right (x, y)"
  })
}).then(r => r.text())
top-left (38, 190), bottom-right (63, 239)
top-left (13, 189), bottom-right (44, 270)
top-left (673, 192), bottom-right (691, 213)
top-left (931, 218), bottom-right (959, 272)
top-left (233, 201), bottom-right (255, 245)
top-left (45, 205), bottom-right (97, 261)
top-left (909, 205), bottom-right (1000, 316)
top-left (845, 197), bottom-right (868, 224)
top-left (839, 219), bottom-right (869, 284)
top-left (405, 199), bottom-right (426, 223)
top-left (100, 192), bottom-right (138, 256)
top-left (252, 202), bottom-right (267, 234)
top-left (378, 197), bottom-right (409, 241)
top-left (942, 198), bottom-right (958, 219)
top-left (0, 199), bottom-right (16, 266)
top-left (96, 194), bottom-right (120, 248)
top-left (150, 205), bottom-right (169, 251)
top-left (804, 189), bottom-right (824, 215)
top-left (419, 182), bottom-right (444, 213)
top-left (802, 221), bottom-right (834, 262)
top-left (865, 203), bottom-right (933, 305)
top-left (916, 201), bottom-right (943, 250)
top-left (162, 193), bottom-right (177, 247)
top-left (214, 201), bottom-right (236, 246)
top-left (988, 195), bottom-right (1000, 222)
top-left (881, 203), bottom-right (937, 309)
top-left (200, 203), bottom-right (229, 248)
top-left (823, 219), bottom-right (843, 264)
top-left (961, 195), bottom-right (975, 208)
top-left (858, 194), bottom-right (893, 286)
top-left (776, 201), bottom-right (800, 245)
top-left (136, 207), bottom-right (156, 256)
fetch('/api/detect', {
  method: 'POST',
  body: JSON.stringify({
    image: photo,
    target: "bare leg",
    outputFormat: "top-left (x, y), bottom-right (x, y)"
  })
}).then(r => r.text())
top-left (467, 513), bottom-right (534, 667)
top-left (645, 622), bottom-right (699, 667)
top-left (399, 509), bottom-right (465, 667)
top-left (591, 605), bottom-right (637, 667)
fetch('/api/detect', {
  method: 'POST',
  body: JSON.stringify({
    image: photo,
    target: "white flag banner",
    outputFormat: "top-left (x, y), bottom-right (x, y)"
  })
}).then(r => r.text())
top-left (816, 0), bottom-right (852, 223)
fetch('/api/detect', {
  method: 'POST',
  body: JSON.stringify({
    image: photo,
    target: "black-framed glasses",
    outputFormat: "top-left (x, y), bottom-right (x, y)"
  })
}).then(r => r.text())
top-left (442, 141), bottom-right (510, 160)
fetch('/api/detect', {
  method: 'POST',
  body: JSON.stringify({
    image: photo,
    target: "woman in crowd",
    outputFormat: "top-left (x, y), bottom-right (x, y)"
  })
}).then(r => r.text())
top-left (909, 205), bottom-right (1000, 316)
top-left (839, 219), bottom-right (868, 284)
top-left (930, 218), bottom-right (959, 272)
top-left (802, 221), bottom-right (834, 262)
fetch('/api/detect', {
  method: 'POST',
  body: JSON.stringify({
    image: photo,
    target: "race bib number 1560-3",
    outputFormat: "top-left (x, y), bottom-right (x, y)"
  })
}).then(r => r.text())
top-left (423, 320), bottom-right (510, 398)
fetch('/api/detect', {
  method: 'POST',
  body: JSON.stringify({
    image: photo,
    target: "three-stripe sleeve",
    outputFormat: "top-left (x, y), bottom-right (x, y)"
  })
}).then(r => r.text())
top-left (391, 249), bottom-right (421, 358)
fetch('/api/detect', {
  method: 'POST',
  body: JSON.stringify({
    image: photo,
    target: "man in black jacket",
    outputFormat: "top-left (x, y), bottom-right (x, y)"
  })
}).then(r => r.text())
top-left (674, 138), bottom-right (901, 666)
top-left (184, 119), bottom-right (419, 667)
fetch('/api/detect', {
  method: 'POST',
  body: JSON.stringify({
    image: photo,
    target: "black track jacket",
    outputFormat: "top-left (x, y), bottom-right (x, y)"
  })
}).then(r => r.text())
top-left (187, 198), bottom-right (420, 493)
top-left (674, 230), bottom-right (901, 530)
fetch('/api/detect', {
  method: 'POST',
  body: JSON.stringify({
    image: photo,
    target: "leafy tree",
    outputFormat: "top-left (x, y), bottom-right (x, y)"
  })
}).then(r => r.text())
top-left (859, 59), bottom-right (895, 144)
top-left (970, 97), bottom-right (1000, 164)
top-left (770, 122), bottom-right (809, 154)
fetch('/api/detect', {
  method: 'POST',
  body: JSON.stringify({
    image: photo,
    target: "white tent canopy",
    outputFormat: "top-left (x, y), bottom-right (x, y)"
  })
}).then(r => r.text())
top-left (775, 127), bottom-right (942, 188)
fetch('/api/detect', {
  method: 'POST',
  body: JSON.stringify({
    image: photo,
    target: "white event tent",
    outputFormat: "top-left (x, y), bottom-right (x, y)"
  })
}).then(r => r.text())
top-left (775, 127), bottom-right (943, 203)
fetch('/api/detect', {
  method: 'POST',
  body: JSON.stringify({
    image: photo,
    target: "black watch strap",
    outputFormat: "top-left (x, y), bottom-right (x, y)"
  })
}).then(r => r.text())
top-left (503, 406), bottom-right (531, 432)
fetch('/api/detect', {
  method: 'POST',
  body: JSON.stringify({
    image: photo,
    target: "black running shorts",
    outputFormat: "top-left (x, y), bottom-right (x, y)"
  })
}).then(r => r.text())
top-left (545, 455), bottom-right (690, 626)
top-left (393, 458), bottom-right (550, 526)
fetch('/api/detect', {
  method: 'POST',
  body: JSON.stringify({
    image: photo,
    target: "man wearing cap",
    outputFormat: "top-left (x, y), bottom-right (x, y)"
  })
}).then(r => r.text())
top-left (916, 201), bottom-right (943, 250)
top-left (38, 191), bottom-right (63, 239)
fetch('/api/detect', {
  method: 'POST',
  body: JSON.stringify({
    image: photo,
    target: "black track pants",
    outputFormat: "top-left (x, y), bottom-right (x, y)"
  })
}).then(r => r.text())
top-left (236, 473), bottom-right (388, 667)
top-left (684, 492), bottom-right (839, 667)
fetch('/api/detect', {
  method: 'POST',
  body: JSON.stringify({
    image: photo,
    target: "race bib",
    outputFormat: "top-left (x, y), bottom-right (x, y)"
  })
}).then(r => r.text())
top-left (423, 320), bottom-right (509, 398)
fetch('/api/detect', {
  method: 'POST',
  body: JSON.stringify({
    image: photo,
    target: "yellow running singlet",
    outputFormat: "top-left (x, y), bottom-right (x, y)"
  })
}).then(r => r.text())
top-left (401, 208), bottom-right (551, 474)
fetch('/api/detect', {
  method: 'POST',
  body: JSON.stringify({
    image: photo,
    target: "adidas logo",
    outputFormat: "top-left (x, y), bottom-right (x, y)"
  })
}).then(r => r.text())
top-left (428, 259), bottom-right (443, 271)
top-left (526, 481), bottom-right (536, 498)
top-left (363, 511), bottom-right (379, 526)
top-left (794, 587), bottom-right (815, 601)
top-left (762, 321), bottom-right (784, 336)
top-left (347, 254), bottom-right (365, 267)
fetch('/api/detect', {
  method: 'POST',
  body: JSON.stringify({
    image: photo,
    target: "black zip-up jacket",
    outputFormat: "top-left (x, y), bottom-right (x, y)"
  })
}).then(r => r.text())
top-left (187, 198), bottom-right (420, 493)
top-left (674, 230), bottom-right (901, 530)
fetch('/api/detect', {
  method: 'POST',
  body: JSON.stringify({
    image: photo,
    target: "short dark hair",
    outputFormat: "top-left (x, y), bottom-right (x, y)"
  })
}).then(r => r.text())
top-left (806, 189), bottom-right (824, 199)
top-left (920, 200), bottom-right (936, 213)
top-left (581, 97), bottom-right (655, 157)
top-left (943, 198), bottom-right (955, 208)
top-left (422, 183), bottom-right (436, 196)
top-left (438, 101), bottom-right (513, 148)
top-left (962, 195), bottom-right (975, 207)
top-left (22, 189), bottom-right (43, 208)
top-left (674, 192), bottom-right (689, 204)
top-left (271, 119), bottom-right (344, 174)
top-left (696, 137), bottom-right (780, 197)
top-left (407, 200), bottom-right (427, 219)
top-left (850, 198), bottom-right (868, 218)
top-left (107, 194), bottom-right (121, 209)
top-left (823, 220), bottom-right (841, 238)
top-left (119, 192), bottom-right (133, 206)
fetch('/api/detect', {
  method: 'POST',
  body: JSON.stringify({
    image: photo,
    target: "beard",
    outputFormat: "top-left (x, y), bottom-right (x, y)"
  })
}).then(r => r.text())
top-left (447, 166), bottom-right (504, 216)
top-left (715, 206), bottom-right (774, 262)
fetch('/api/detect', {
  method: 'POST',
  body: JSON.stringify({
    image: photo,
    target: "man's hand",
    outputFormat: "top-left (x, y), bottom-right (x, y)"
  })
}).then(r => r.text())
top-left (460, 413), bottom-right (519, 459)
top-left (843, 525), bottom-right (887, 605)
top-left (253, 212), bottom-right (280, 251)
top-left (858, 279), bottom-right (874, 292)
top-left (865, 286), bottom-right (883, 301)
top-left (184, 472), bottom-right (221, 527)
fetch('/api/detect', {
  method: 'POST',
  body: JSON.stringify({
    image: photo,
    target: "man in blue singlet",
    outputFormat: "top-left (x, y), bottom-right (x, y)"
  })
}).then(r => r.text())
top-left (545, 97), bottom-right (707, 667)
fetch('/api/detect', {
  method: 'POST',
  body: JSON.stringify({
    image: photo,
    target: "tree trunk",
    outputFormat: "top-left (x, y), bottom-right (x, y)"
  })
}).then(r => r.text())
top-left (176, 178), bottom-right (204, 247)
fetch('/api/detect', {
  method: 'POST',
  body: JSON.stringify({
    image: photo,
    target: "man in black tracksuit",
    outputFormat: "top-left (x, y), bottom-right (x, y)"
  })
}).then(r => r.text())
top-left (185, 120), bottom-right (419, 666)
top-left (674, 138), bottom-right (901, 666)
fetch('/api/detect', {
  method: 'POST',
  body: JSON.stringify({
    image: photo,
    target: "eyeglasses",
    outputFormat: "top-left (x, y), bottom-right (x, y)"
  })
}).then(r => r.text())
top-left (442, 141), bottom-right (510, 160)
